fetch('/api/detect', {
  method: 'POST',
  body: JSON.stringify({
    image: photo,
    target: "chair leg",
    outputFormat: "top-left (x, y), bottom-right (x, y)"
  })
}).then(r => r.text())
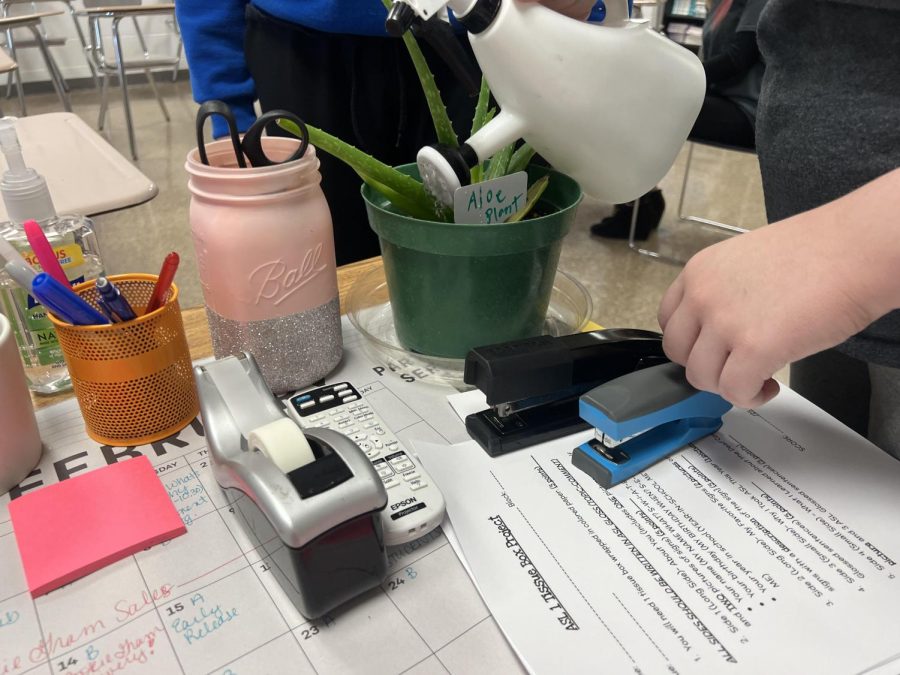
top-left (132, 16), bottom-right (149, 57)
top-left (13, 66), bottom-right (24, 116)
top-left (677, 141), bottom-right (748, 235)
top-left (628, 195), bottom-right (685, 266)
top-left (112, 17), bottom-right (137, 160)
top-left (5, 27), bottom-right (16, 100)
top-left (47, 46), bottom-right (70, 94)
top-left (29, 25), bottom-right (71, 112)
top-left (97, 71), bottom-right (109, 130)
top-left (144, 68), bottom-right (170, 121)
top-left (66, 0), bottom-right (99, 87)
top-left (171, 33), bottom-right (182, 82)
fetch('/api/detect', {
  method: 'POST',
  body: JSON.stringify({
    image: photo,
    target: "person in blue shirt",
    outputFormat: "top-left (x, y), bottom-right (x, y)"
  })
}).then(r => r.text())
top-left (177, 0), bottom-right (481, 265)
top-left (176, 0), bottom-right (615, 266)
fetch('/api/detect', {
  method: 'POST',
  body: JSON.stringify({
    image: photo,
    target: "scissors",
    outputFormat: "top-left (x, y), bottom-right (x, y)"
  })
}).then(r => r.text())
top-left (195, 100), bottom-right (310, 169)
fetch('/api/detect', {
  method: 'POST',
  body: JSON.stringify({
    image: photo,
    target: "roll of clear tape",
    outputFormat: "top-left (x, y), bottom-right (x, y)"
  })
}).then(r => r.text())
top-left (247, 418), bottom-right (316, 473)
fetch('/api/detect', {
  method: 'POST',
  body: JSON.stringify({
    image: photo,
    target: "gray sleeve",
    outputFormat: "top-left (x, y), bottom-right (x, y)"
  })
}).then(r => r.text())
top-left (737, 0), bottom-right (769, 32)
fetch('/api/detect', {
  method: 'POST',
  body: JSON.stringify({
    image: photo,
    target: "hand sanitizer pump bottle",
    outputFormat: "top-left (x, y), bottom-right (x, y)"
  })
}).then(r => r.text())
top-left (0, 117), bottom-right (104, 393)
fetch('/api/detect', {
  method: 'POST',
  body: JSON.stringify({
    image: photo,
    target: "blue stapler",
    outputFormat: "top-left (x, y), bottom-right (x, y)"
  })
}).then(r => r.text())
top-left (572, 362), bottom-right (732, 489)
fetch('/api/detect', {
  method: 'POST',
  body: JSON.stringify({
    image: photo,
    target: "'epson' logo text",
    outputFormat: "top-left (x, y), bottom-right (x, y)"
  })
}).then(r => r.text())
top-left (391, 497), bottom-right (418, 511)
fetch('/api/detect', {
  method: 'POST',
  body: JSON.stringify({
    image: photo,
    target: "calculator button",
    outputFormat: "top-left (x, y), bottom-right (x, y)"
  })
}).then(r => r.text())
top-left (383, 477), bottom-right (400, 489)
top-left (390, 459), bottom-right (414, 473)
top-left (408, 478), bottom-right (428, 491)
top-left (320, 394), bottom-right (335, 403)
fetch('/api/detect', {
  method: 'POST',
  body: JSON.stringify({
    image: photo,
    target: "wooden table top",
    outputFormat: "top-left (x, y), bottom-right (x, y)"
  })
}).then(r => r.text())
top-left (32, 256), bottom-right (382, 410)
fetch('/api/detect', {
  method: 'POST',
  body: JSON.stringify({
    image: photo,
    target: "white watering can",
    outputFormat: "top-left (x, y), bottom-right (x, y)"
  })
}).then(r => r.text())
top-left (386, 0), bottom-right (706, 205)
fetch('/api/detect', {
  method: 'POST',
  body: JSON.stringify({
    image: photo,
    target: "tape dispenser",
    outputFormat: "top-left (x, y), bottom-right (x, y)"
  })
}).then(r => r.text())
top-left (195, 352), bottom-right (388, 619)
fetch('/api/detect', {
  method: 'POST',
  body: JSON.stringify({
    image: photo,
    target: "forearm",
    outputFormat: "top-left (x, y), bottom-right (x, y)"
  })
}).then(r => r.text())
top-left (825, 167), bottom-right (900, 320)
top-left (175, 0), bottom-right (257, 137)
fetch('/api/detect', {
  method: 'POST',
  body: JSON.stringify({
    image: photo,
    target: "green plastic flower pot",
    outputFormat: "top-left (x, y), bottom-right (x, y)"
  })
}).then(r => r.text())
top-left (362, 164), bottom-right (583, 358)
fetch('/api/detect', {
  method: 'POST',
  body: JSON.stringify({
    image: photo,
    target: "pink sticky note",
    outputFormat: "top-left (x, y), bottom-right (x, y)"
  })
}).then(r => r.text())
top-left (9, 456), bottom-right (186, 597)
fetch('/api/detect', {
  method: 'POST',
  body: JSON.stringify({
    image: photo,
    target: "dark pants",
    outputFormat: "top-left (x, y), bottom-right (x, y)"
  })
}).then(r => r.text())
top-left (244, 5), bottom-right (477, 265)
top-left (790, 349), bottom-right (870, 437)
top-left (689, 93), bottom-right (756, 149)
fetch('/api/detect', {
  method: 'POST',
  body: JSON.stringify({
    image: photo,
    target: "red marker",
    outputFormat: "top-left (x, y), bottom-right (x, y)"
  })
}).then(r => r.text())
top-left (145, 252), bottom-right (180, 314)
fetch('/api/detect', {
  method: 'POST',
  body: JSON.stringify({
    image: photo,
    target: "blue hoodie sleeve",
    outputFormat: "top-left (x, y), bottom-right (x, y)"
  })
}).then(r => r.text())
top-left (175, 0), bottom-right (257, 138)
top-left (589, 0), bottom-right (633, 22)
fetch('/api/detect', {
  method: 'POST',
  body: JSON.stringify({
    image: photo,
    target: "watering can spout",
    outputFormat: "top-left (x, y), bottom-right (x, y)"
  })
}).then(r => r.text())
top-left (389, 0), bottom-right (705, 206)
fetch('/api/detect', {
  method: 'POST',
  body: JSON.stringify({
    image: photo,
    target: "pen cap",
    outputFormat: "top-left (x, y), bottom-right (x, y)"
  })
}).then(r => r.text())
top-left (0, 118), bottom-right (56, 224)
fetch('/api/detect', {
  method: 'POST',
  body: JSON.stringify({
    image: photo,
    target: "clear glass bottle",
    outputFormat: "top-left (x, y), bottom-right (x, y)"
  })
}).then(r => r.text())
top-left (0, 117), bottom-right (105, 393)
top-left (0, 215), bottom-right (104, 393)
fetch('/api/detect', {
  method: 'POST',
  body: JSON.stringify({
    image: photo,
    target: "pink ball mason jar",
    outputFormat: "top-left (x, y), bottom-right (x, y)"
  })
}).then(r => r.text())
top-left (186, 138), bottom-right (341, 394)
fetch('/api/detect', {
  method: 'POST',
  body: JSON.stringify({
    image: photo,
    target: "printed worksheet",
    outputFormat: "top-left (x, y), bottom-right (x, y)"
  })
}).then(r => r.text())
top-left (416, 387), bottom-right (900, 674)
top-left (0, 320), bottom-right (523, 675)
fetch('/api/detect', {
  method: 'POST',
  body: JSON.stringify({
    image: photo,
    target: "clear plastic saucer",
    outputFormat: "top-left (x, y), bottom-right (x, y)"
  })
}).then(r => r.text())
top-left (346, 265), bottom-right (594, 387)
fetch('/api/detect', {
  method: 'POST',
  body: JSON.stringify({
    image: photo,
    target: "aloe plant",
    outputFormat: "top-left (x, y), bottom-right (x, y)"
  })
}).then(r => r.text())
top-left (279, 4), bottom-right (545, 223)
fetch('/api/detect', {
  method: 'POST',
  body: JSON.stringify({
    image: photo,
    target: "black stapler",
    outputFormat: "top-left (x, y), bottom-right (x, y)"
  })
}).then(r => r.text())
top-left (463, 329), bottom-right (669, 456)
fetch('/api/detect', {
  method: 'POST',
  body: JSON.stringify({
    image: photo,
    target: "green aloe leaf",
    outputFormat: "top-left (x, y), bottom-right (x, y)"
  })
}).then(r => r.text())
top-left (485, 143), bottom-right (514, 181)
top-left (507, 174), bottom-right (549, 223)
top-left (469, 77), bottom-right (492, 183)
top-left (508, 142), bottom-right (536, 175)
top-left (357, 171), bottom-right (445, 221)
top-left (279, 118), bottom-right (441, 220)
top-left (381, 0), bottom-right (457, 148)
top-left (470, 76), bottom-right (491, 137)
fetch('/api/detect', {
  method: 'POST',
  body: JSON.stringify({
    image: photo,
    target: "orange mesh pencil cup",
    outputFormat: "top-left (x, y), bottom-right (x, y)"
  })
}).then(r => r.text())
top-left (48, 273), bottom-right (199, 446)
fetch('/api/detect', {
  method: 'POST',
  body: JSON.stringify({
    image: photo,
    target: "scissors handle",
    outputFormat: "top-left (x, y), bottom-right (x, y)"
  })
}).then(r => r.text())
top-left (196, 100), bottom-right (246, 168)
top-left (241, 110), bottom-right (310, 168)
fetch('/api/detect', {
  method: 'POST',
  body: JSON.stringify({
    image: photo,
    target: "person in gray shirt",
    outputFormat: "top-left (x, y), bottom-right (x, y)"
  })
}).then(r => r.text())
top-left (658, 0), bottom-right (900, 457)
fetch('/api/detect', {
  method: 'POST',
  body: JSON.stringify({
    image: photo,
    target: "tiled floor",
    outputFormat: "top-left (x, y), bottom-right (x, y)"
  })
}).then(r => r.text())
top-left (15, 78), bottom-right (768, 340)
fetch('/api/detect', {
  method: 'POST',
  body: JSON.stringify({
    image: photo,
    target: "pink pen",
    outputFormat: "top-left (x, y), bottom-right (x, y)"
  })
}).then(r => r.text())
top-left (23, 219), bottom-right (68, 287)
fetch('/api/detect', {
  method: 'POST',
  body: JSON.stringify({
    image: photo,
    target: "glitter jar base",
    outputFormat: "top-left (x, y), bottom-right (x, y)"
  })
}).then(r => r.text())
top-left (206, 296), bottom-right (342, 395)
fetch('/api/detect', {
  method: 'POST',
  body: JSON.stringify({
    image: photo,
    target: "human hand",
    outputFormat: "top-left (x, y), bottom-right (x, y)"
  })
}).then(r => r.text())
top-left (657, 178), bottom-right (900, 408)
top-left (521, 0), bottom-right (597, 20)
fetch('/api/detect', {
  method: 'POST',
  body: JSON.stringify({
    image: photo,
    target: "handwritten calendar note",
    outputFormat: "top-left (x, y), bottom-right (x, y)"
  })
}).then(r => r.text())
top-left (0, 319), bottom-right (523, 675)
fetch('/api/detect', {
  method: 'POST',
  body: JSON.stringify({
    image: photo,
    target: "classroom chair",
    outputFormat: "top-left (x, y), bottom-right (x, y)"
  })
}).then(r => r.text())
top-left (0, 10), bottom-right (70, 114)
top-left (628, 138), bottom-right (755, 265)
top-left (80, 0), bottom-right (179, 160)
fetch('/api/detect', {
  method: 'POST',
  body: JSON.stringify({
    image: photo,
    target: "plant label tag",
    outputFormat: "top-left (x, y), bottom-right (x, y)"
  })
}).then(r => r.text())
top-left (453, 172), bottom-right (528, 224)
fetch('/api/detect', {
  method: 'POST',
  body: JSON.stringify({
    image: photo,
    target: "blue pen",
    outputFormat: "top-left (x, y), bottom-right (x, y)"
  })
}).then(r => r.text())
top-left (31, 273), bottom-right (110, 326)
top-left (96, 276), bottom-right (136, 322)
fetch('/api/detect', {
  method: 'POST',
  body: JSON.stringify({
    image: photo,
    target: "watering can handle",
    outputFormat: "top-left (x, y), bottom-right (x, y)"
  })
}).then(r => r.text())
top-left (602, 0), bottom-right (630, 26)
